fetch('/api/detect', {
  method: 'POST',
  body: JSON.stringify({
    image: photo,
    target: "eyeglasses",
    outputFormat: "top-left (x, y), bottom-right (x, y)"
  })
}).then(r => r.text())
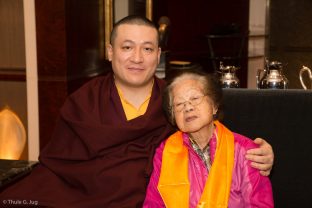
top-left (172, 94), bottom-right (207, 112)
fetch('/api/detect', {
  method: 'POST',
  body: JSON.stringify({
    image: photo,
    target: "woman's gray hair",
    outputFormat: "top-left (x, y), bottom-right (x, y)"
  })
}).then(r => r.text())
top-left (162, 69), bottom-right (223, 126)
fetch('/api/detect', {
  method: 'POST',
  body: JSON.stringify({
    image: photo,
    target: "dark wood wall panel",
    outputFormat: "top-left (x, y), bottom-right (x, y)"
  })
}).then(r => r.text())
top-left (35, 0), bottom-right (68, 150)
top-left (36, 0), bottom-right (67, 78)
top-left (35, 0), bottom-right (110, 150)
top-left (65, 0), bottom-right (108, 90)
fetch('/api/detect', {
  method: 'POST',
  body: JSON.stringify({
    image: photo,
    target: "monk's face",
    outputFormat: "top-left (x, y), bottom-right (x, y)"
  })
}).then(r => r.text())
top-left (107, 24), bottom-right (161, 88)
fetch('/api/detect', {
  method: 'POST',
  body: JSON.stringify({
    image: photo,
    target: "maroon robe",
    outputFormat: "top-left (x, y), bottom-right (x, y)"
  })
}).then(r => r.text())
top-left (0, 72), bottom-right (174, 207)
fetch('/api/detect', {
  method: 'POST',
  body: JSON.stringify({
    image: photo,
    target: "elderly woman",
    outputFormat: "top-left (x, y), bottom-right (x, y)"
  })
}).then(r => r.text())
top-left (143, 70), bottom-right (274, 208)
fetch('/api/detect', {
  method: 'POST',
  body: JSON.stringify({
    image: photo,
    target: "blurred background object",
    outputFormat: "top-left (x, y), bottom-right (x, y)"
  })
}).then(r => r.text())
top-left (0, 107), bottom-right (26, 160)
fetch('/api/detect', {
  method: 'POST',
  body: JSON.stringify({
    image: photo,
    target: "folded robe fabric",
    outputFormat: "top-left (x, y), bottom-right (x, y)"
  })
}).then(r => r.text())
top-left (0, 72), bottom-right (174, 207)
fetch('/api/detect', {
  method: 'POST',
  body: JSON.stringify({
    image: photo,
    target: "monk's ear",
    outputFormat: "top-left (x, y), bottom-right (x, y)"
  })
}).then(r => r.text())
top-left (107, 44), bottom-right (113, 61)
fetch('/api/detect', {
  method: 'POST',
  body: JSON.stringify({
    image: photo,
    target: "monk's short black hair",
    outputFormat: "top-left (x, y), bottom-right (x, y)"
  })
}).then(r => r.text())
top-left (110, 15), bottom-right (159, 46)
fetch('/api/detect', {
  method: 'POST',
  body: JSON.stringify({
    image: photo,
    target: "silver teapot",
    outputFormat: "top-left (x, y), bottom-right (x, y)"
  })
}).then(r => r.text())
top-left (299, 66), bottom-right (312, 90)
top-left (256, 60), bottom-right (288, 89)
top-left (218, 62), bottom-right (240, 88)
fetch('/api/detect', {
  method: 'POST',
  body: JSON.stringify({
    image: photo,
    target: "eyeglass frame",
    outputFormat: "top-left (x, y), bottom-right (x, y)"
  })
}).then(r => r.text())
top-left (171, 94), bottom-right (208, 112)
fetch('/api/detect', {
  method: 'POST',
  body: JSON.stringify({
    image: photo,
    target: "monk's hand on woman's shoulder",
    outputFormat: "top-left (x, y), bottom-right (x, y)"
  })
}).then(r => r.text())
top-left (245, 138), bottom-right (274, 176)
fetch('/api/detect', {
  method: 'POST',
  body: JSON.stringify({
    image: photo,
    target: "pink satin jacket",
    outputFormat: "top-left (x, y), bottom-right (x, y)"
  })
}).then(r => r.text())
top-left (143, 131), bottom-right (274, 208)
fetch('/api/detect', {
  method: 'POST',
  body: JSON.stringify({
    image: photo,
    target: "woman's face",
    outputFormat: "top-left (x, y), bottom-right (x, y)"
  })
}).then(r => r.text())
top-left (172, 78), bottom-right (217, 134)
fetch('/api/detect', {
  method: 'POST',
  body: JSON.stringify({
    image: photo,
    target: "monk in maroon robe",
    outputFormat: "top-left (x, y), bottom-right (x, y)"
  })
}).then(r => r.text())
top-left (1, 73), bottom-right (174, 207)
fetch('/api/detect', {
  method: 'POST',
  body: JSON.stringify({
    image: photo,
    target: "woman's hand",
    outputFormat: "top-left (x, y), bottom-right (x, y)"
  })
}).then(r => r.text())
top-left (245, 138), bottom-right (274, 176)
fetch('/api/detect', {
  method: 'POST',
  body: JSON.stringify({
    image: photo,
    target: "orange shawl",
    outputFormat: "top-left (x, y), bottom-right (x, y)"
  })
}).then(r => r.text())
top-left (157, 121), bottom-right (234, 208)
